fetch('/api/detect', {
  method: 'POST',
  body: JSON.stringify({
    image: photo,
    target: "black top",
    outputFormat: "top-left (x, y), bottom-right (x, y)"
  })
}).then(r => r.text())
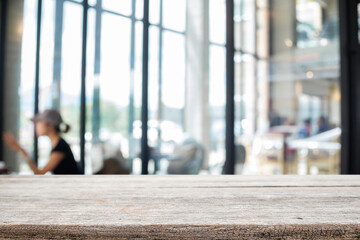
top-left (51, 138), bottom-right (80, 174)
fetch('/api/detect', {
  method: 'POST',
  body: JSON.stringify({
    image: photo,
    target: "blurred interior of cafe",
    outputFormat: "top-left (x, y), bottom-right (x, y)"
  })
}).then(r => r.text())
top-left (1, 0), bottom-right (359, 175)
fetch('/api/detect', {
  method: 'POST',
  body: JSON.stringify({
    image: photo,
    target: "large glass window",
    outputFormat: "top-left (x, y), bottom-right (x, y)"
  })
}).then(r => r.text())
top-left (162, 0), bottom-right (186, 32)
top-left (162, 31), bottom-right (186, 122)
top-left (36, 0), bottom-right (83, 170)
top-left (208, 45), bottom-right (226, 174)
top-left (143, 0), bottom-right (187, 174)
top-left (207, 0), bottom-right (226, 174)
top-left (209, 0), bottom-right (226, 45)
top-left (18, 0), bottom-right (37, 173)
top-left (85, 0), bottom-right (142, 174)
top-left (37, 3), bottom-right (52, 170)
top-left (233, 0), bottom-right (341, 175)
top-left (102, 0), bottom-right (132, 16)
top-left (61, 2), bottom-right (83, 163)
top-left (296, 0), bottom-right (339, 48)
top-left (5, 0), bottom-right (342, 175)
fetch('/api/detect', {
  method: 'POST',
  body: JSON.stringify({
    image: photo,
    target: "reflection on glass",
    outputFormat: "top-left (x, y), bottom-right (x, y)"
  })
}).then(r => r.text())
top-left (296, 0), bottom-right (338, 48)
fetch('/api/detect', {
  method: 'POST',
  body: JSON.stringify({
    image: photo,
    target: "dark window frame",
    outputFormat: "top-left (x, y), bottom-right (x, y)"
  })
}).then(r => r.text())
top-left (339, 0), bottom-right (360, 174)
top-left (0, 0), bottom-right (8, 163)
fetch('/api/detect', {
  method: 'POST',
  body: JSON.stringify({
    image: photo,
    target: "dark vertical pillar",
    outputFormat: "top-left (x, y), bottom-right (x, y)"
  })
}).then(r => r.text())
top-left (52, 0), bottom-right (64, 110)
top-left (34, 0), bottom-right (43, 165)
top-left (80, 0), bottom-right (88, 174)
top-left (224, 0), bottom-right (235, 174)
top-left (141, 0), bottom-right (150, 174)
top-left (92, 0), bottom-right (102, 142)
top-left (0, 0), bottom-right (7, 162)
top-left (339, 0), bottom-right (360, 174)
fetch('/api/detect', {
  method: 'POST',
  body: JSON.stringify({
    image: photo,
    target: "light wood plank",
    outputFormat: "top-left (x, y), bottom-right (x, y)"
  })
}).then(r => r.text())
top-left (0, 175), bottom-right (359, 239)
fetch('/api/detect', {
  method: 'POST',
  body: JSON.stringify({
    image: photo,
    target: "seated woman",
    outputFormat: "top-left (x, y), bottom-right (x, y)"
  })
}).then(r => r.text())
top-left (3, 109), bottom-right (80, 174)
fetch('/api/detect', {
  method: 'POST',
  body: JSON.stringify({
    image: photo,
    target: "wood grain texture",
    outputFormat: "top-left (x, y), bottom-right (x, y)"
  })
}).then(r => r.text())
top-left (0, 175), bottom-right (359, 239)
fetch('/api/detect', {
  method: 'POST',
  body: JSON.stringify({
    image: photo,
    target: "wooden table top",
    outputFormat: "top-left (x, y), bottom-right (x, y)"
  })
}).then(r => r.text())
top-left (0, 175), bottom-right (359, 239)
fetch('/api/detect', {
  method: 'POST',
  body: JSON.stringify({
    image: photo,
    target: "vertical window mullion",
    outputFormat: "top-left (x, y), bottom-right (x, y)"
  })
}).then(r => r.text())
top-left (33, 0), bottom-right (43, 165)
top-left (92, 0), bottom-right (102, 143)
top-left (80, 0), bottom-right (88, 174)
top-left (0, 0), bottom-right (8, 163)
top-left (52, 0), bottom-right (64, 110)
top-left (141, 0), bottom-right (150, 174)
top-left (224, 0), bottom-right (235, 174)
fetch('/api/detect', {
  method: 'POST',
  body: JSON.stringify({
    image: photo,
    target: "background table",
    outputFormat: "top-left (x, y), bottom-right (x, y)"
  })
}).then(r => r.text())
top-left (0, 175), bottom-right (359, 239)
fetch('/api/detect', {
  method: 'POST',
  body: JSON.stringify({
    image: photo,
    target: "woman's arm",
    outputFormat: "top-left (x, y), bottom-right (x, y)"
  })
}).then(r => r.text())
top-left (21, 151), bottom-right (64, 175)
top-left (2, 132), bottom-right (64, 174)
top-left (36, 152), bottom-right (64, 174)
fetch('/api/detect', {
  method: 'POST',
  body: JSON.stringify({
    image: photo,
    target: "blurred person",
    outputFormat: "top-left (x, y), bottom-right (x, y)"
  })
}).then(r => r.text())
top-left (317, 116), bottom-right (331, 134)
top-left (2, 109), bottom-right (80, 174)
top-left (298, 119), bottom-right (311, 138)
top-left (269, 112), bottom-right (283, 127)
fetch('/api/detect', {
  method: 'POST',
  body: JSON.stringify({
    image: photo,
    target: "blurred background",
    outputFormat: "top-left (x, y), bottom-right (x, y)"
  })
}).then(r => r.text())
top-left (1, 0), bottom-right (357, 175)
